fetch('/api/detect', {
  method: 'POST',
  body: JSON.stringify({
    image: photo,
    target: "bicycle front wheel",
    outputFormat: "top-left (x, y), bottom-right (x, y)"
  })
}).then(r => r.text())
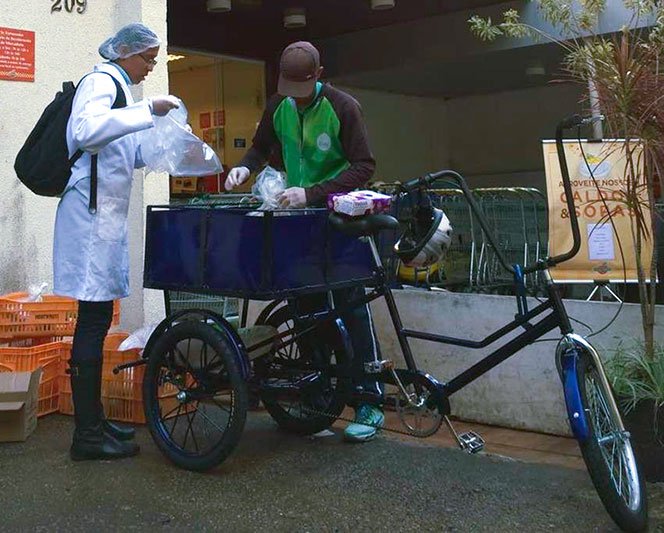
top-left (576, 348), bottom-right (648, 532)
top-left (143, 321), bottom-right (249, 472)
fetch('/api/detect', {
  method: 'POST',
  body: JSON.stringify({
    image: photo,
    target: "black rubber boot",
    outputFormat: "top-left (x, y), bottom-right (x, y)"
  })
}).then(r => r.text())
top-left (69, 360), bottom-right (140, 461)
top-left (96, 363), bottom-right (136, 441)
top-left (101, 411), bottom-right (136, 441)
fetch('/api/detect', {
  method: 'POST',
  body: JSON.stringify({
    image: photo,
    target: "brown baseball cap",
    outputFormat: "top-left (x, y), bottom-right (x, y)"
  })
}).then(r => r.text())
top-left (278, 41), bottom-right (321, 98)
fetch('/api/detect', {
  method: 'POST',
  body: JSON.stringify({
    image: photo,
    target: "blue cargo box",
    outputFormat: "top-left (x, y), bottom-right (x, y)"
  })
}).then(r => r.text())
top-left (143, 206), bottom-right (377, 300)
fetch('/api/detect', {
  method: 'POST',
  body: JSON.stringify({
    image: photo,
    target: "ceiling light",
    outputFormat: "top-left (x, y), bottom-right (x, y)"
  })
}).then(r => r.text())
top-left (371, 0), bottom-right (395, 10)
top-left (167, 54), bottom-right (186, 62)
top-left (284, 7), bottom-right (306, 29)
top-left (207, 0), bottom-right (231, 12)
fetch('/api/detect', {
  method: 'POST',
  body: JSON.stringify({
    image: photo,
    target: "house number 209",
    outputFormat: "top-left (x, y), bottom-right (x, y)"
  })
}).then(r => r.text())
top-left (51, 0), bottom-right (87, 14)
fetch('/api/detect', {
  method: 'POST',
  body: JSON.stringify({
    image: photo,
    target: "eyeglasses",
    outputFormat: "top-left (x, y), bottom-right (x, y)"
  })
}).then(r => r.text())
top-left (138, 53), bottom-right (158, 67)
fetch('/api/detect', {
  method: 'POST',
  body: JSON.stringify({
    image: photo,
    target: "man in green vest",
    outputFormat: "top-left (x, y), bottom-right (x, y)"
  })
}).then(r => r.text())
top-left (226, 41), bottom-right (384, 442)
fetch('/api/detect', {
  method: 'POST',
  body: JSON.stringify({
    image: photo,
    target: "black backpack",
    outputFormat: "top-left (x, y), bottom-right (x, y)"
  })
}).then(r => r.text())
top-left (14, 72), bottom-right (127, 213)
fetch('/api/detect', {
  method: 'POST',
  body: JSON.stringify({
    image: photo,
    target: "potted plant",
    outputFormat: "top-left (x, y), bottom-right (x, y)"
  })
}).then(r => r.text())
top-left (469, 1), bottom-right (663, 479)
top-left (606, 341), bottom-right (664, 480)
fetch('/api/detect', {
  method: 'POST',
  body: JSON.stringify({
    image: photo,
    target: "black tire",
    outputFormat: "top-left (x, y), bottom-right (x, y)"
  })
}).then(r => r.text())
top-left (576, 349), bottom-right (648, 532)
top-left (143, 321), bottom-right (248, 472)
top-left (257, 305), bottom-right (350, 435)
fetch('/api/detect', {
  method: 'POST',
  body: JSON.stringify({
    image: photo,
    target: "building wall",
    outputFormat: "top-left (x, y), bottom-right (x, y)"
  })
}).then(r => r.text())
top-left (337, 86), bottom-right (449, 183)
top-left (170, 64), bottom-right (219, 147)
top-left (221, 59), bottom-right (265, 170)
top-left (337, 83), bottom-right (584, 189)
top-left (447, 83), bottom-right (585, 189)
top-left (169, 57), bottom-right (265, 174)
top-left (0, 0), bottom-right (169, 330)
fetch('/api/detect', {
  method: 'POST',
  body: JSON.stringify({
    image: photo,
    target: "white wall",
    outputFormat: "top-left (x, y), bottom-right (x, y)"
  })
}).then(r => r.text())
top-left (0, 0), bottom-right (169, 330)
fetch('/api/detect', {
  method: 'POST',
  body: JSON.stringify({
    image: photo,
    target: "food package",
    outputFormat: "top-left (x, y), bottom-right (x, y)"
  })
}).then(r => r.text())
top-left (327, 190), bottom-right (392, 217)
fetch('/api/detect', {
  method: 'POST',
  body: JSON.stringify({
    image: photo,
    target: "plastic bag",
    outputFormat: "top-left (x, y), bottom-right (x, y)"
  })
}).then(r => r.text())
top-left (139, 99), bottom-right (222, 177)
top-left (118, 323), bottom-right (159, 352)
top-left (251, 166), bottom-right (286, 210)
top-left (22, 282), bottom-right (49, 302)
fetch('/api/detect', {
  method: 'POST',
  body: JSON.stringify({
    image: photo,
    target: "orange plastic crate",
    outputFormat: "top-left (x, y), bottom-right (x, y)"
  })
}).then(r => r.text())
top-left (0, 338), bottom-right (68, 417)
top-left (59, 332), bottom-right (145, 424)
top-left (0, 293), bottom-right (119, 339)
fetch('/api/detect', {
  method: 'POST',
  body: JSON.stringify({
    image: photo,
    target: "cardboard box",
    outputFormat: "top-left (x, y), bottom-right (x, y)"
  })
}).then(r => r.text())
top-left (171, 177), bottom-right (198, 194)
top-left (0, 368), bottom-right (41, 442)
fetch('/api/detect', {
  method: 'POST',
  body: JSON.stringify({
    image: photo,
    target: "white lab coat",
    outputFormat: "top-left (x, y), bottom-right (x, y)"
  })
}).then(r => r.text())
top-left (53, 62), bottom-right (154, 301)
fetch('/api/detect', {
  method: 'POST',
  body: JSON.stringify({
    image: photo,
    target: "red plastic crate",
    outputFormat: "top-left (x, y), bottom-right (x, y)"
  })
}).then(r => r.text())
top-left (0, 338), bottom-right (68, 417)
top-left (59, 332), bottom-right (145, 424)
top-left (0, 293), bottom-right (120, 339)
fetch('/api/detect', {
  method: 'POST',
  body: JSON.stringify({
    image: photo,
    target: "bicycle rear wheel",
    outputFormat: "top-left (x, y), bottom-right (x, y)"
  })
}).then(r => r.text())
top-left (256, 305), bottom-right (350, 435)
top-left (576, 349), bottom-right (647, 532)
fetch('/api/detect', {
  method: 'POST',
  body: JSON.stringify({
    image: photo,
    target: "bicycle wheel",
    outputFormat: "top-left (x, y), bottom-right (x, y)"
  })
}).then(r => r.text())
top-left (143, 321), bottom-right (248, 472)
top-left (257, 305), bottom-right (350, 435)
top-left (576, 348), bottom-right (648, 532)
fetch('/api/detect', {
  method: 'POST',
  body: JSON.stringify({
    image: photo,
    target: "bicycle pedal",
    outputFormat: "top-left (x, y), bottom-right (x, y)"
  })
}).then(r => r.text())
top-left (458, 431), bottom-right (485, 454)
top-left (364, 360), bottom-right (394, 374)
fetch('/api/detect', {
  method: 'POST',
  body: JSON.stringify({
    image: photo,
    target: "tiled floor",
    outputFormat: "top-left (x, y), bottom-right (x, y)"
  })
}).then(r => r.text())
top-left (334, 408), bottom-right (585, 470)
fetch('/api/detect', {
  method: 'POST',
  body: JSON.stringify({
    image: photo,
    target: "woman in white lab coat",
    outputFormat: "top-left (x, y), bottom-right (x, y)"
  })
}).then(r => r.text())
top-left (53, 23), bottom-right (179, 461)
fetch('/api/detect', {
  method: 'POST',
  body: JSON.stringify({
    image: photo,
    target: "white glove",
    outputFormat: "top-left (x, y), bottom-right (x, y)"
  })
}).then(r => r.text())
top-left (149, 95), bottom-right (180, 117)
top-left (225, 166), bottom-right (251, 191)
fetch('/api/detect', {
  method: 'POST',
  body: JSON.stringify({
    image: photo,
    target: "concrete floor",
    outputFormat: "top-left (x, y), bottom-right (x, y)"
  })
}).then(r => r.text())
top-left (367, 409), bottom-right (585, 470)
top-left (1, 413), bottom-right (663, 532)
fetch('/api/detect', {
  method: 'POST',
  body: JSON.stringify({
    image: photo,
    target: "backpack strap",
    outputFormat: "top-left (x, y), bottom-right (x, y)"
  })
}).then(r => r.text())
top-left (79, 72), bottom-right (127, 214)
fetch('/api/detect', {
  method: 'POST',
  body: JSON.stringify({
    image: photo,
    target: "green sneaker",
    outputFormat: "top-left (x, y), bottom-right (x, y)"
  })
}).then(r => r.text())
top-left (344, 404), bottom-right (384, 442)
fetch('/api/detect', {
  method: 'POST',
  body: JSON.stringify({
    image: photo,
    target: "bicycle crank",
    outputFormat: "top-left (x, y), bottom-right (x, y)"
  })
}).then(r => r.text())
top-left (302, 371), bottom-right (449, 438)
top-left (301, 404), bottom-right (437, 438)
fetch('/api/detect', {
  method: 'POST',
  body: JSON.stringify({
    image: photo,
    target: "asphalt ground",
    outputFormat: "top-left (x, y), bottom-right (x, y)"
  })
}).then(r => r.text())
top-left (0, 413), bottom-right (662, 532)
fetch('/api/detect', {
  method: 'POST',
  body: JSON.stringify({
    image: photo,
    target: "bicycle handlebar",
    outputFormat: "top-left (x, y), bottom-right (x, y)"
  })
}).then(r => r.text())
top-left (398, 114), bottom-right (601, 275)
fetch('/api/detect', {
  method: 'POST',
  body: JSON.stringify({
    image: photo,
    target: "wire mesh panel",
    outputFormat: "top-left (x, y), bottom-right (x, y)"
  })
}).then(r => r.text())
top-left (374, 184), bottom-right (549, 295)
top-left (165, 291), bottom-right (239, 321)
top-left (431, 190), bottom-right (474, 288)
top-left (515, 188), bottom-right (549, 291)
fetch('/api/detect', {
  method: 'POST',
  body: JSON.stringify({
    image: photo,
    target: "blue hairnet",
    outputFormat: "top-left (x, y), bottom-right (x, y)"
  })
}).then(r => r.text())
top-left (98, 23), bottom-right (161, 60)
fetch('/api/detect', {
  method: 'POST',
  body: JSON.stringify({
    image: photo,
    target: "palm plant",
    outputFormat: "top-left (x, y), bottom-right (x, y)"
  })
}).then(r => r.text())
top-left (470, 1), bottom-right (662, 359)
top-left (606, 341), bottom-right (664, 415)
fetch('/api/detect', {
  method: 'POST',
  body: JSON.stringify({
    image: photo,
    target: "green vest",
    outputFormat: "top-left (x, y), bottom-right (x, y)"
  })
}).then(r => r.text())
top-left (272, 89), bottom-right (350, 188)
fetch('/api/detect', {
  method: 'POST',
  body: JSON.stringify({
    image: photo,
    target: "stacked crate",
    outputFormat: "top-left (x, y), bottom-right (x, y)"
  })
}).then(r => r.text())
top-left (0, 293), bottom-right (119, 417)
top-left (58, 332), bottom-right (145, 424)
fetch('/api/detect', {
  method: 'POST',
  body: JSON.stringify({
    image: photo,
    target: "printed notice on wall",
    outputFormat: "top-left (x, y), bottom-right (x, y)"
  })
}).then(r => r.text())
top-left (0, 27), bottom-right (35, 82)
top-left (587, 223), bottom-right (615, 261)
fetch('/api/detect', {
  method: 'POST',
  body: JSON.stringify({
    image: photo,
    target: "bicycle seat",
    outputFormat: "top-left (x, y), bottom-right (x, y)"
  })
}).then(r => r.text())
top-left (329, 212), bottom-right (400, 237)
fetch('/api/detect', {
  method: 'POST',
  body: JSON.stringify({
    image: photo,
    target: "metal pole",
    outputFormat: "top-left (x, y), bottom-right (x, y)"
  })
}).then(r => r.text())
top-left (588, 69), bottom-right (604, 140)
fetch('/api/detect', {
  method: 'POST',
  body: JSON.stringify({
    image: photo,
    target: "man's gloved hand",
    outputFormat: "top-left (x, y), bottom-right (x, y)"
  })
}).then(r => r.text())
top-left (279, 187), bottom-right (307, 209)
top-left (149, 95), bottom-right (180, 116)
top-left (224, 166), bottom-right (251, 191)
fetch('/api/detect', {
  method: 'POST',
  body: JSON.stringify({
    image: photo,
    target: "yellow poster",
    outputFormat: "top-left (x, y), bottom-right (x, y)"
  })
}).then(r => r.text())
top-left (542, 140), bottom-right (653, 282)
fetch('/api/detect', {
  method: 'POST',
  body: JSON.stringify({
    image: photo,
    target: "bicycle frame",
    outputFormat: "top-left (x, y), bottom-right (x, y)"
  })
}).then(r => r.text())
top-left (264, 238), bottom-right (566, 392)
top-left (251, 116), bottom-right (610, 442)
